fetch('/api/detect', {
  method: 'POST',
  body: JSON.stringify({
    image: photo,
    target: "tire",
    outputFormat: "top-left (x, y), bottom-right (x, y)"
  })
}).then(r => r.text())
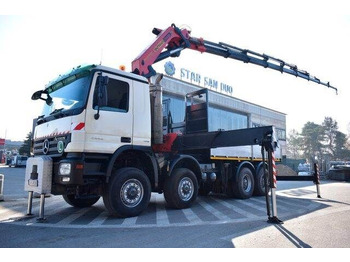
top-left (232, 167), bottom-right (255, 199)
top-left (254, 167), bottom-right (267, 196)
top-left (164, 168), bottom-right (198, 209)
top-left (103, 167), bottom-right (151, 218)
top-left (62, 194), bottom-right (100, 208)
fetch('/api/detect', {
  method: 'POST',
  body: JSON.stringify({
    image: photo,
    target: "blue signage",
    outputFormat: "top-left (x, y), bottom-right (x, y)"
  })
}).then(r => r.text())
top-left (164, 61), bottom-right (176, 76)
top-left (180, 68), bottom-right (233, 96)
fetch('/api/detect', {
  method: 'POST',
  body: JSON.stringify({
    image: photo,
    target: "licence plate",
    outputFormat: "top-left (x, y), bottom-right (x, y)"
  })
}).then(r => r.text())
top-left (28, 179), bottom-right (38, 187)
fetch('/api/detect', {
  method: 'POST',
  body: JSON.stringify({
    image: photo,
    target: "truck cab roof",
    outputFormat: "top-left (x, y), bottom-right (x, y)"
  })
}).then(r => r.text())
top-left (45, 64), bottom-right (148, 91)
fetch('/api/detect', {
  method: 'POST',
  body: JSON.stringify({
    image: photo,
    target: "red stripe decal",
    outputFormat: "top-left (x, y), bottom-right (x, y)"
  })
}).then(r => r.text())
top-left (74, 123), bottom-right (85, 131)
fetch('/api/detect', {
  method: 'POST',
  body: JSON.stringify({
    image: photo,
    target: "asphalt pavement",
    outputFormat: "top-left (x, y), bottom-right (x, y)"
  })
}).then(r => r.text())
top-left (1, 164), bottom-right (350, 248)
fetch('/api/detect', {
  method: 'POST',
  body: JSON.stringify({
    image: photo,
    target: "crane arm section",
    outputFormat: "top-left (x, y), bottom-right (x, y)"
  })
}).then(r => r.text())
top-left (131, 24), bottom-right (191, 78)
top-left (132, 24), bottom-right (337, 93)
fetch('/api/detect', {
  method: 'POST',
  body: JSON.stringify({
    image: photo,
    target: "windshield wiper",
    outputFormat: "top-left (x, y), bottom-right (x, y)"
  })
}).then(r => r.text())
top-left (36, 114), bottom-right (46, 125)
top-left (50, 108), bottom-right (65, 115)
top-left (49, 108), bottom-right (69, 119)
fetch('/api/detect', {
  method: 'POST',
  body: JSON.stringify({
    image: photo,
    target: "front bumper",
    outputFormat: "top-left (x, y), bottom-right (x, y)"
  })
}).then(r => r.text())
top-left (54, 159), bottom-right (84, 185)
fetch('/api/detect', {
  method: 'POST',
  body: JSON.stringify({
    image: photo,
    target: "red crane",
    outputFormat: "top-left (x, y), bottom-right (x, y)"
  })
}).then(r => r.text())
top-left (132, 23), bottom-right (337, 93)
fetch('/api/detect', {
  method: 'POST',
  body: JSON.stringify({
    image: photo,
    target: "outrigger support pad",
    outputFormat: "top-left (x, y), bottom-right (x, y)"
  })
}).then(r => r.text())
top-left (267, 216), bottom-right (284, 224)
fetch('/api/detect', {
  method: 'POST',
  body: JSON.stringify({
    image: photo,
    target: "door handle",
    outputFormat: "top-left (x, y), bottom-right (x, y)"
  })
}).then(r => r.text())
top-left (121, 137), bottom-right (131, 143)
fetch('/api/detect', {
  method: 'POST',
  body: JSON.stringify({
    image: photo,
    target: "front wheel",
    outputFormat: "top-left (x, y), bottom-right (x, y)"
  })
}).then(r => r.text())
top-left (103, 167), bottom-right (151, 218)
top-left (164, 168), bottom-right (198, 209)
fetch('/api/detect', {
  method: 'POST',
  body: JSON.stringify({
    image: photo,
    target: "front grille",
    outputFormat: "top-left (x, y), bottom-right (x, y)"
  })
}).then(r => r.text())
top-left (34, 134), bottom-right (71, 157)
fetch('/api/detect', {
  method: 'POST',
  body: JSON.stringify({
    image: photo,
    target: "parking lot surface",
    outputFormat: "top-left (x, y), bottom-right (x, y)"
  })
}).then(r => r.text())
top-left (1, 165), bottom-right (350, 248)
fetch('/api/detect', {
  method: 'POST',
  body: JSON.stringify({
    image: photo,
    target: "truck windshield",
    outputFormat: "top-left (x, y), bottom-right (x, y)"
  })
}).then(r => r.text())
top-left (40, 73), bottom-right (92, 118)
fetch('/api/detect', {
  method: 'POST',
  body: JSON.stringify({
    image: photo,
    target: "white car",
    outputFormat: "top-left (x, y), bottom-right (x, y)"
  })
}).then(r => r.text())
top-left (9, 155), bottom-right (28, 167)
top-left (298, 171), bottom-right (311, 176)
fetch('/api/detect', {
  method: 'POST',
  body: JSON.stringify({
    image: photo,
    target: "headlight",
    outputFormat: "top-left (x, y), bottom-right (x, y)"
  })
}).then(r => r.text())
top-left (59, 163), bottom-right (71, 175)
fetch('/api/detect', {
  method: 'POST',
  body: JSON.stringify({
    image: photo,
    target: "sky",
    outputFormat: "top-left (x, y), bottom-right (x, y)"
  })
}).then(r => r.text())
top-left (0, 0), bottom-right (349, 141)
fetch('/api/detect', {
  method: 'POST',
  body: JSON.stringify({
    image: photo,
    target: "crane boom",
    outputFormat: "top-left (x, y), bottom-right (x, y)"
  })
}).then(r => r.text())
top-left (132, 24), bottom-right (337, 94)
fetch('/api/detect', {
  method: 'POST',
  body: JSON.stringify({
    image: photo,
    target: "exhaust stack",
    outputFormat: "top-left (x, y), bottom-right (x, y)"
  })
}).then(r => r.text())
top-left (149, 73), bottom-right (164, 144)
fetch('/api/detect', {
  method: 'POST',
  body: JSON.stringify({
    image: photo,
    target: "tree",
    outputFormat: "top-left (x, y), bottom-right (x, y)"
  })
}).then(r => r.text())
top-left (301, 122), bottom-right (324, 162)
top-left (334, 131), bottom-right (350, 160)
top-left (291, 118), bottom-right (349, 164)
top-left (322, 117), bottom-right (338, 156)
top-left (346, 122), bottom-right (350, 150)
top-left (286, 129), bottom-right (303, 159)
top-left (19, 132), bottom-right (33, 156)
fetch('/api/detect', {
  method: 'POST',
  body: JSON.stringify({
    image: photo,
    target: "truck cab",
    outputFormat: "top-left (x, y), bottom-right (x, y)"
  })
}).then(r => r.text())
top-left (33, 64), bottom-right (151, 156)
top-left (30, 65), bottom-right (160, 216)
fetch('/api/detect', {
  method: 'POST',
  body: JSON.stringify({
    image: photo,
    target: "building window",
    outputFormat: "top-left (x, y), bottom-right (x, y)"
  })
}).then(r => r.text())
top-left (252, 123), bottom-right (286, 141)
top-left (163, 94), bottom-right (248, 132)
top-left (163, 94), bottom-right (185, 123)
top-left (208, 106), bottom-right (248, 131)
top-left (276, 128), bottom-right (286, 141)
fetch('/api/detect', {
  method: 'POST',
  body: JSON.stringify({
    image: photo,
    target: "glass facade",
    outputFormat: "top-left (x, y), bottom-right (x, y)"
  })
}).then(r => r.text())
top-left (208, 106), bottom-right (247, 131)
top-left (163, 93), bottom-right (248, 132)
top-left (252, 122), bottom-right (286, 141)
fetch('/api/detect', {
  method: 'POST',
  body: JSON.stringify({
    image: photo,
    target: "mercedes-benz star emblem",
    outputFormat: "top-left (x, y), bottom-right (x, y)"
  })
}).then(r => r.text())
top-left (43, 139), bottom-right (50, 155)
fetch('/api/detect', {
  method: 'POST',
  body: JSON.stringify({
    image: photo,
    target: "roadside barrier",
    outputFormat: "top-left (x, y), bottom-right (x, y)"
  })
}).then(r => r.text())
top-left (276, 163), bottom-right (321, 198)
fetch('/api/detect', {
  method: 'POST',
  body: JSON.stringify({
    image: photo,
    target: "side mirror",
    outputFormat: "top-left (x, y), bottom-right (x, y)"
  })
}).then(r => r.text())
top-left (31, 90), bottom-right (53, 106)
top-left (94, 74), bottom-right (109, 120)
top-left (31, 90), bottom-right (43, 100)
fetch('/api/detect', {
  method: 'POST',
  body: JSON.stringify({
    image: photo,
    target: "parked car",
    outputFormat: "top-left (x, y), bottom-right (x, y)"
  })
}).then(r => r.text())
top-left (298, 171), bottom-right (311, 176)
top-left (9, 155), bottom-right (28, 167)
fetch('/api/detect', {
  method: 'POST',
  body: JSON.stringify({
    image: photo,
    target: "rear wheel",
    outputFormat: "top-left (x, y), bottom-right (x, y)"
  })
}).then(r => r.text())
top-left (232, 167), bottom-right (255, 199)
top-left (164, 168), bottom-right (198, 209)
top-left (62, 194), bottom-right (100, 208)
top-left (103, 167), bottom-right (151, 218)
top-left (254, 167), bottom-right (267, 196)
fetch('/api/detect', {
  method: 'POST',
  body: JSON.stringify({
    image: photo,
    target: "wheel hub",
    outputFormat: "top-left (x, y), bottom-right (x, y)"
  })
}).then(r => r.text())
top-left (120, 179), bottom-right (144, 207)
top-left (183, 184), bottom-right (190, 194)
top-left (127, 187), bottom-right (138, 199)
top-left (243, 177), bottom-right (248, 189)
top-left (178, 177), bottom-right (194, 201)
top-left (242, 174), bottom-right (252, 192)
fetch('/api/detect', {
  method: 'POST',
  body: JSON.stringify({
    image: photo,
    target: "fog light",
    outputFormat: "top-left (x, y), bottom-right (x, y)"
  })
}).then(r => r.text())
top-left (59, 163), bottom-right (71, 175)
top-left (62, 177), bottom-right (71, 182)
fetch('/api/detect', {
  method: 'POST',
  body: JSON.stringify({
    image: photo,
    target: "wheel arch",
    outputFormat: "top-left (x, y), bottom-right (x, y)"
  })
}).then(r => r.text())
top-left (106, 145), bottom-right (159, 189)
top-left (168, 155), bottom-right (202, 183)
top-left (236, 161), bottom-right (256, 178)
top-left (255, 161), bottom-right (267, 175)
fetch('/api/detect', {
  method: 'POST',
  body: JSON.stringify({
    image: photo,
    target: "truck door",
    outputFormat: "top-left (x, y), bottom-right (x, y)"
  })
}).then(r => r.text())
top-left (85, 72), bottom-right (133, 153)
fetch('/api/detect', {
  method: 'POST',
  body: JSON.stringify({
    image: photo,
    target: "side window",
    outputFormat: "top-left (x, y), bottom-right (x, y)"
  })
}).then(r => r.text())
top-left (94, 77), bottom-right (129, 112)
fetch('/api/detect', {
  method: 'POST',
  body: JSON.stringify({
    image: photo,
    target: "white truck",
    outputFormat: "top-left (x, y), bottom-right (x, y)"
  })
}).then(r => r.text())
top-left (26, 24), bottom-right (335, 218)
top-left (9, 155), bottom-right (28, 167)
